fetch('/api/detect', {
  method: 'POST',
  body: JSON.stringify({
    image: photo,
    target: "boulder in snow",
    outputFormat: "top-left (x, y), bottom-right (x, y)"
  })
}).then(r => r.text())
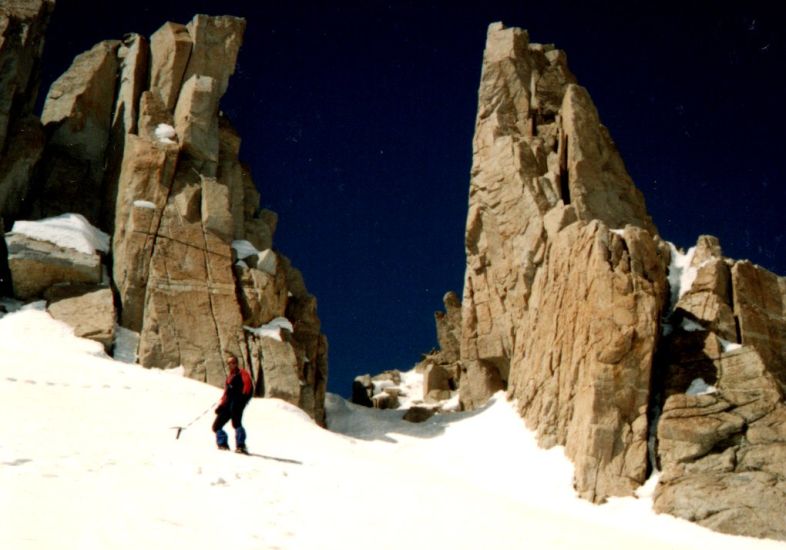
top-left (5, 232), bottom-right (102, 300)
top-left (46, 286), bottom-right (116, 352)
top-left (402, 406), bottom-right (437, 423)
top-left (423, 363), bottom-right (453, 396)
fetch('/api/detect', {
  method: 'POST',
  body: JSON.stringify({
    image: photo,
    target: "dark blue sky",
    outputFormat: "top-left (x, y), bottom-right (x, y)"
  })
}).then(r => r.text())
top-left (42, 2), bottom-right (786, 395)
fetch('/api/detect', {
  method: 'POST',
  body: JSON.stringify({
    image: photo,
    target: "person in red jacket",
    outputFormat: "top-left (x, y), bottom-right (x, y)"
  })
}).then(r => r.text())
top-left (212, 352), bottom-right (253, 453)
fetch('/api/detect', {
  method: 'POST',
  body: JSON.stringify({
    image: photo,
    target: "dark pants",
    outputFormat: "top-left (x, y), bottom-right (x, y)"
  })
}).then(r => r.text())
top-left (212, 399), bottom-right (249, 448)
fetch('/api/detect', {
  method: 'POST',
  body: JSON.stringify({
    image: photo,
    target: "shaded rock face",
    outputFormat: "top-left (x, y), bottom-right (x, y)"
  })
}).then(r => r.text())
top-left (454, 21), bottom-right (786, 540)
top-left (434, 291), bottom-right (462, 363)
top-left (0, 1), bottom-right (53, 220)
top-left (35, 39), bottom-right (120, 222)
top-left (417, 291), bottom-right (462, 402)
top-left (0, 11), bottom-right (328, 426)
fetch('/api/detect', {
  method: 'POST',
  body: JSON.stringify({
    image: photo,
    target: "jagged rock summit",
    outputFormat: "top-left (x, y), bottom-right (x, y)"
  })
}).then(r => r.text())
top-left (421, 22), bottom-right (786, 541)
top-left (0, 3), bottom-right (328, 425)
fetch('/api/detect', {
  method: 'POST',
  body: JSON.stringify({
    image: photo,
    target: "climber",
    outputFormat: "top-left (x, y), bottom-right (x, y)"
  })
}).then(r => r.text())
top-left (212, 352), bottom-right (254, 454)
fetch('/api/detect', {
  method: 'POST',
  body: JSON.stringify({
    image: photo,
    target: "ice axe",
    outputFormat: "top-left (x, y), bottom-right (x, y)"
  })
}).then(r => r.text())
top-left (171, 397), bottom-right (222, 439)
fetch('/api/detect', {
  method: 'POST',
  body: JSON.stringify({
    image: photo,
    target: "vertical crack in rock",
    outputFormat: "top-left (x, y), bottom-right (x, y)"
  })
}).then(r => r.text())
top-left (161, 258), bottom-right (183, 370)
top-left (558, 129), bottom-right (570, 204)
top-left (199, 208), bottom-right (228, 380)
top-left (101, 32), bottom-right (150, 232)
top-left (112, 135), bottom-right (179, 331)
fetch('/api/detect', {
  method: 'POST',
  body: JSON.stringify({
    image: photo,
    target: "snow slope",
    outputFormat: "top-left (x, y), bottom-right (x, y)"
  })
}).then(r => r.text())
top-left (1, 308), bottom-right (783, 549)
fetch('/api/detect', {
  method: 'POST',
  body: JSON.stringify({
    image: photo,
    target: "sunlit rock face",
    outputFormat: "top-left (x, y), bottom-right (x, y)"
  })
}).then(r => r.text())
top-left (0, 9), bottom-right (327, 425)
top-left (457, 22), bottom-right (786, 540)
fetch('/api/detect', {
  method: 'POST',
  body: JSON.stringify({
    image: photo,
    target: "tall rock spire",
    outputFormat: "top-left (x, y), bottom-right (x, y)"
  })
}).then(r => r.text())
top-left (460, 22), bottom-right (670, 501)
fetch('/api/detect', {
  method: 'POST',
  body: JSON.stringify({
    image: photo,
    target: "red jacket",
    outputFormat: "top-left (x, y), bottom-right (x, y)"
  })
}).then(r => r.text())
top-left (219, 367), bottom-right (253, 408)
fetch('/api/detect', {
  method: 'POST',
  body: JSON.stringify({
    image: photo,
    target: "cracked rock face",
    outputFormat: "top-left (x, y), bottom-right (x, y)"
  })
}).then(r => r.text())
top-left (0, 1), bottom-right (53, 223)
top-left (0, 11), bottom-right (328, 426)
top-left (507, 222), bottom-right (667, 502)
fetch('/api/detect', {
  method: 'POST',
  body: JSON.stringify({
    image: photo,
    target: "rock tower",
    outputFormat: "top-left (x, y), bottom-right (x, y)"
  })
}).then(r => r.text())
top-left (0, 3), bottom-right (328, 425)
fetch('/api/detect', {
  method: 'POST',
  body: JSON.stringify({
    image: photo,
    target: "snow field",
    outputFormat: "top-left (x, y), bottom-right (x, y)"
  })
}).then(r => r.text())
top-left (1, 309), bottom-right (783, 549)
